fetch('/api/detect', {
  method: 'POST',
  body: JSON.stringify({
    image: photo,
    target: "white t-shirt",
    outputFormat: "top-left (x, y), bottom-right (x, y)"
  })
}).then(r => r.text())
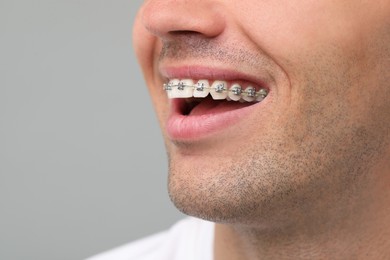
top-left (87, 217), bottom-right (215, 260)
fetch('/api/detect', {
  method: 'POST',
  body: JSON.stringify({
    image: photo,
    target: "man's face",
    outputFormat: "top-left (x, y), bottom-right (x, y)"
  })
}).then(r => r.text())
top-left (133, 1), bottom-right (390, 226)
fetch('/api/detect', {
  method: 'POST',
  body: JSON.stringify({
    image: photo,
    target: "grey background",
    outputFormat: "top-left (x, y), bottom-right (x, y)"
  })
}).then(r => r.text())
top-left (1, 0), bottom-right (184, 259)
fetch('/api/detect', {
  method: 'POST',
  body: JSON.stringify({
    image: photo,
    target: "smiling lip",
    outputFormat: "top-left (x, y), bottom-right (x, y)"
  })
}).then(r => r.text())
top-left (161, 66), bottom-right (271, 141)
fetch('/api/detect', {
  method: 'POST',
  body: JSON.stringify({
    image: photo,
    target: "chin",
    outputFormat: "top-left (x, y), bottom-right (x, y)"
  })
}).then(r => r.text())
top-left (166, 155), bottom-right (281, 226)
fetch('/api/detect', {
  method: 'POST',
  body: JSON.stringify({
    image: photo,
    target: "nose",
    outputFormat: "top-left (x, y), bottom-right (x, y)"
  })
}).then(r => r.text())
top-left (140, 0), bottom-right (226, 40)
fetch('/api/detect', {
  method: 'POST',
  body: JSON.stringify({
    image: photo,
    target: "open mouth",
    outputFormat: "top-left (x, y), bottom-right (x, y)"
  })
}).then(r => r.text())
top-left (165, 78), bottom-right (269, 140)
top-left (166, 78), bottom-right (268, 116)
top-left (164, 79), bottom-right (268, 102)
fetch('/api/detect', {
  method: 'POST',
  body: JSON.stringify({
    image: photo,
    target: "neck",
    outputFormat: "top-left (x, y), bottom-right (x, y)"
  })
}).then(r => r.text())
top-left (214, 173), bottom-right (390, 259)
top-left (215, 221), bottom-right (390, 260)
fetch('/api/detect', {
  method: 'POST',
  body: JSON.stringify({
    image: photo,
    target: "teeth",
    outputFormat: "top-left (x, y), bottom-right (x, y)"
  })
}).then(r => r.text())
top-left (193, 80), bottom-right (210, 98)
top-left (165, 79), bottom-right (179, 99)
top-left (163, 79), bottom-right (268, 102)
top-left (256, 88), bottom-right (268, 102)
top-left (210, 81), bottom-right (228, 100)
top-left (228, 84), bottom-right (242, 101)
top-left (242, 86), bottom-right (256, 102)
top-left (170, 79), bottom-right (194, 98)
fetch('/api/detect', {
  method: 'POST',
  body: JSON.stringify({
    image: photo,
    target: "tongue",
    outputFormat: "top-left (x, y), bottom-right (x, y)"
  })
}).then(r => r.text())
top-left (189, 98), bottom-right (253, 116)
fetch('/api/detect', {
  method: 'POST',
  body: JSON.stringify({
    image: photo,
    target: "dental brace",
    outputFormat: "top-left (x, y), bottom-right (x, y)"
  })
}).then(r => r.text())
top-left (163, 81), bottom-right (268, 102)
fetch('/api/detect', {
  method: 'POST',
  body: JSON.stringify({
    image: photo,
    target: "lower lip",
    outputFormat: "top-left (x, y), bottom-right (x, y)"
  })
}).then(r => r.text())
top-left (166, 98), bottom-right (264, 140)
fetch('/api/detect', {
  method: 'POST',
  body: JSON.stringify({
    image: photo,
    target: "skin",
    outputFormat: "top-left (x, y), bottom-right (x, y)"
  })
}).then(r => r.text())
top-left (133, 0), bottom-right (390, 259)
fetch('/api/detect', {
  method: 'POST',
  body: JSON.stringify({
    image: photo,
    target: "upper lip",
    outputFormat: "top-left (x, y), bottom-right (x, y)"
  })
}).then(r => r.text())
top-left (159, 65), bottom-right (272, 90)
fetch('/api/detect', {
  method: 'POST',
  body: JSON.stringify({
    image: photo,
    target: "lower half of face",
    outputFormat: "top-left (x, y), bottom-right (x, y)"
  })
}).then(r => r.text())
top-left (165, 47), bottom-right (390, 230)
top-left (134, 0), bottom-right (390, 230)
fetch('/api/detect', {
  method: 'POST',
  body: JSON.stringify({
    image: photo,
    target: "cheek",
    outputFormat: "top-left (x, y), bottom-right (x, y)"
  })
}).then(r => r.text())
top-left (133, 10), bottom-right (168, 127)
top-left (232, 2), bottom-right (321, 55)
top-left (232, 1), bottom-right (369, 71)
top-left (232, 1), bottom-right (388, 127)
top-left (150, 41), bottom-right (170, 125)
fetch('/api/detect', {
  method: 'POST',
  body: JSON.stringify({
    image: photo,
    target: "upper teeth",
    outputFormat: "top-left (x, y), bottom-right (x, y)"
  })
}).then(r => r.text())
top-left (163, 79), bottom-right (268, 102)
